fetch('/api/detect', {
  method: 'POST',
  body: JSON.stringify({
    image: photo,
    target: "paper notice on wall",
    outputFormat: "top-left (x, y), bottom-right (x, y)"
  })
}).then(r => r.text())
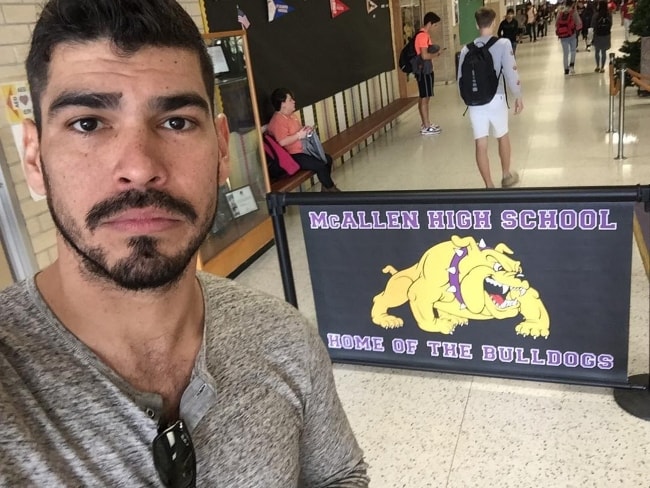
top-left (2, 82), bottom-right (33, 124)
top-left (2, 82), bottom-right (43, 201)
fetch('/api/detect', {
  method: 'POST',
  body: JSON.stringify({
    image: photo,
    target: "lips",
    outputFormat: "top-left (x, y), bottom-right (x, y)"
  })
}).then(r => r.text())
top-left (103, 208), bottom-right (183, 233)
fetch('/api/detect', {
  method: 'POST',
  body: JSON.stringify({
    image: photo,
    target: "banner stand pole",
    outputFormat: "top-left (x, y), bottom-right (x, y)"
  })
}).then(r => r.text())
top-left (614, 65), bottom-right (627, 160)
top-left (267, 192), bottom-right (298, 307)
top-left (614, 188), bottom-right (650, 420)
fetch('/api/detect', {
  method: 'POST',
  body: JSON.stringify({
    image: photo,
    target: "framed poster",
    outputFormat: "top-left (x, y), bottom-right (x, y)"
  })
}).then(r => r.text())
top-left (225, 185), bottom-right (259, 218)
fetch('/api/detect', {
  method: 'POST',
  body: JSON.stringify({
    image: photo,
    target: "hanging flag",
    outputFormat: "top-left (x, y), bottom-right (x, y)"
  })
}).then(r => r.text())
top-left (268, 0), bottom-right (295, 22)
top-left (237, 6), bottom-right (251, 29)
top-left (366, 0), bottom-right (377, 13)
top-left (330, 0), bottom-right (350, 18)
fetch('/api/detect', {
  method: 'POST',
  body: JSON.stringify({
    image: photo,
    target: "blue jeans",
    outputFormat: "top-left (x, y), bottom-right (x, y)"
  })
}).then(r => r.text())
top-left (560, 36), bottom-right (577, 70)
top-left (594, 47), bottom-right (607, 69)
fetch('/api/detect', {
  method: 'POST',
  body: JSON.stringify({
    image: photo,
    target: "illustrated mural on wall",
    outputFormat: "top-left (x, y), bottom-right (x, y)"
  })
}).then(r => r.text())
top-left (371, 235), bottom-right (550, 338)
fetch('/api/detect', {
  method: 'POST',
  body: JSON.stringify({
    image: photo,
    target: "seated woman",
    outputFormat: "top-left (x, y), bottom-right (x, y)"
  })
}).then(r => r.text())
top-left (267, 88), bottom-right (340, 192)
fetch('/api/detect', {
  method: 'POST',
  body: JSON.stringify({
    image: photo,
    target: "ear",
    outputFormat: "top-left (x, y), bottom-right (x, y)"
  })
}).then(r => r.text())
top-left (214, 113), bottom-right (230, 186)
top-left (22, 119), bottom-right (46, 198)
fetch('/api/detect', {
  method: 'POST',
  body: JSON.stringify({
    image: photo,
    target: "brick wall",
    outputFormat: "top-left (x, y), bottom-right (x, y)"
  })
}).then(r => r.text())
top-left (0, 1), bottom-right (205, 271)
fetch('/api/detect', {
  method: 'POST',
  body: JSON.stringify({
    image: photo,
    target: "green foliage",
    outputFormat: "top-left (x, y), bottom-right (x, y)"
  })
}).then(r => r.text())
top-left (618, 39), bottom-right (641, 72)
top-left (629, 0), bottom-right (650, 36)
top-left (618, 0), bottom-right (649, 72)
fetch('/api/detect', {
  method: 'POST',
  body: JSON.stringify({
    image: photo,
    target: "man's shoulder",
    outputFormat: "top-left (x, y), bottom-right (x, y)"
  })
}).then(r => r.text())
top-left (471, 36), bottom-right (504, 47)
top-left (198, 272), bottom-right (309, 336)
top-left (414, 30), bottom-right (430, 44)
top-left (0, 280), bottom-right (35, 321)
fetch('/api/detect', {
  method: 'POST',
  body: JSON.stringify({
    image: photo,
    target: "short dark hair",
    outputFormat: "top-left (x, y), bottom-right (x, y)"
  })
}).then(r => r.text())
top-left (26, 0), bottom-right (214, 133)
top-left (507, 8), bottom-right (515, 15)
top-left (565, 0), bottom-right (575, 7)
top-left (270, 88), bottom-right (294, 112)
top-left (475, 7), bottom-right (497, 28)
top-left (423, 12), bottom-right (441, 26)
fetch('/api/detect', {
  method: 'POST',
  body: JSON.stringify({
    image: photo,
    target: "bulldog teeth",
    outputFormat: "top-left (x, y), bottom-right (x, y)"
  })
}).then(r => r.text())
top-left (492, 298), bottom-right (518, 309)
top-left (486, 276), bottom-right (510, 294)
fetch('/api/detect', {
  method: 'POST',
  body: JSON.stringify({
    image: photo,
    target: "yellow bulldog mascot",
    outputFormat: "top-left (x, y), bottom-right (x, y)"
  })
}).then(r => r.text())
top-left (371, 235), bottom-right (550, 338)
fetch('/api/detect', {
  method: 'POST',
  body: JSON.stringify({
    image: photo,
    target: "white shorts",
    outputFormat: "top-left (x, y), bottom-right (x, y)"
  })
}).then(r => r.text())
top-left (468, 94), bottom-right (509, 139)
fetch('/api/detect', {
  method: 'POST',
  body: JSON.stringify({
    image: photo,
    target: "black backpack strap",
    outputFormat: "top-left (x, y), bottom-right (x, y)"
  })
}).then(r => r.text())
top-left (485, 36), bottom-right (499, 49)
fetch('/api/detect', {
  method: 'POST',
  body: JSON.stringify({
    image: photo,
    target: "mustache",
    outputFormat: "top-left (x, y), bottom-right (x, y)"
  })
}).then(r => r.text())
top-left (86, 189), bottom-right (198, 232)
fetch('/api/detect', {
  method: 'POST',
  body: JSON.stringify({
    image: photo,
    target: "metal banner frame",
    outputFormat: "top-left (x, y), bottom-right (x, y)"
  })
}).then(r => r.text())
top-left (267, 185), bottom-right (650, 420)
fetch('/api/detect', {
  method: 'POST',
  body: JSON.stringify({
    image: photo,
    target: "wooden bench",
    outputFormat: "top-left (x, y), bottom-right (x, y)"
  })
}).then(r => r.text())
top-left (270, 96), bottom-right (418, 192)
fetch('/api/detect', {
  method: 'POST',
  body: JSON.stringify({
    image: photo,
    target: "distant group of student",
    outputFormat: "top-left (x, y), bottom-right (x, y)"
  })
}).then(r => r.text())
top-left (497, 0), bottom-right (634, 75)
top-left (407, 0), bottom-right (635, 189)
top-left (276, 0), bottom-right (636, 192)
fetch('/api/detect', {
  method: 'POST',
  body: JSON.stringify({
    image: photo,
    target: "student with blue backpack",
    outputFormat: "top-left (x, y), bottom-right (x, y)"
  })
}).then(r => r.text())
top-left (457, 7), bottom-right (523, 189)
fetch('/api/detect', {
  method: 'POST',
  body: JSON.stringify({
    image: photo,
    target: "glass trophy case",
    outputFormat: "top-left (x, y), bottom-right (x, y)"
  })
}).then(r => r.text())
top-left (198, 31), bottom-right (273, 277)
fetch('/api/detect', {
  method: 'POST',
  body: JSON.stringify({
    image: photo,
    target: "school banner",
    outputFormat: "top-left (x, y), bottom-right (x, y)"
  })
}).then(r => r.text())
top-left (300, 201), bottom-right (635, 386)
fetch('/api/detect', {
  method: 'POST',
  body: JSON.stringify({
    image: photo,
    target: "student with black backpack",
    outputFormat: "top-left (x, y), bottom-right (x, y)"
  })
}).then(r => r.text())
top-left (591, 0), bottom-right (613, 73)
top-left (413, 12), bottom-right (443, 135)
top-left (457, 7), bottom-right (523, 189)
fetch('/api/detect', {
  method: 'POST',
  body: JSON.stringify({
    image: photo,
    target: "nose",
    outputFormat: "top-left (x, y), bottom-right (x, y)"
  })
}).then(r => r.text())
top-left (113, 126), bottom-right (168, 190)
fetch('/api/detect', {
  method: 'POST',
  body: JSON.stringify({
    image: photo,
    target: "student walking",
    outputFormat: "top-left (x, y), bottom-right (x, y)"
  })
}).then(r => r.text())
top-left (498, 8), bottom-right (520, 54)
top-left (592, 0), bottom-right (613, 72)
top-left (414, 12), bottom-right (444, 135)
top-left (457, 7), bottom-right (523, 189)
top-left (526, 2), bottom-right (538, 41)
top-left (621, 0), bottom-right (636, 41)
top-left (556, 0), bottom-right (583, 75)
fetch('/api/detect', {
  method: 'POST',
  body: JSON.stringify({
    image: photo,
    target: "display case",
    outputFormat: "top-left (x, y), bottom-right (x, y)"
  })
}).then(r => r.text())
top-left (197, 31), bottom-right (273, 277)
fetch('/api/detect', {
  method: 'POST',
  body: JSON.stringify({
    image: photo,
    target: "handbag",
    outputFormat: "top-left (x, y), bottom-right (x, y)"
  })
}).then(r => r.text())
top-left (302, 131), bottom-right (328, 163)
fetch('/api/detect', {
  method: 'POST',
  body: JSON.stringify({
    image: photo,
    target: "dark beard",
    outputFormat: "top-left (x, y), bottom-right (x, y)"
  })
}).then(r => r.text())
top-left (41, 160), bottom-right (216, 291)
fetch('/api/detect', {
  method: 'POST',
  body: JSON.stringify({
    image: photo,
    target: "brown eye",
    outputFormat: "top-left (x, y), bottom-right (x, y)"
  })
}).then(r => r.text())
top-left (163, 117), bottom-right (195, 131)
top-left (72, 118), bottom-right (101, 132)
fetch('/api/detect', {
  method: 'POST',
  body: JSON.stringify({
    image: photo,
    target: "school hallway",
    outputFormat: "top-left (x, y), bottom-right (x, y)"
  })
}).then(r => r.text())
top-left (235, 21), bottom-right (650, 488)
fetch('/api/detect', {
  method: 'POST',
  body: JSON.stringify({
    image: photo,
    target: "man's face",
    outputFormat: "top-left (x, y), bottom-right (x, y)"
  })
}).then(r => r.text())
top-left (23, 40), bottom-right (229, 290)
top-left (430, 21), bottom-right (441, 33)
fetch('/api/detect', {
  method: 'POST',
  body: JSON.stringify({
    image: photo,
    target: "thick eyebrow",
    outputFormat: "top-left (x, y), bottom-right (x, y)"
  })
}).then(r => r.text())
top-left (46, 91), bottom-right (210, 121)
top-left (48, 91), bottom-right (122, 121)
top-left (149, 93), bottom-right (210, 116)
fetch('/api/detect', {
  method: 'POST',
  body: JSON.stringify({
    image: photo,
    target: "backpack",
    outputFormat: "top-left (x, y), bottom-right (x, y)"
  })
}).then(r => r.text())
top-left (555, 11), bottom-right (576, 38)
top-left (594, 14), bottom-right (611, 36)
top-left (458, 37), bottom-right (501, 107)
top-left (398, 31), bottom-right (425, 76)
top-left (262, 132), bottom-right (300, 180)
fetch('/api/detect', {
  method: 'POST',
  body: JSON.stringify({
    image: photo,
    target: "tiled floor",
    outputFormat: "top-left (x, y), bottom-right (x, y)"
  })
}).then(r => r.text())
top-left (235, 23), bottom-right (650, 487)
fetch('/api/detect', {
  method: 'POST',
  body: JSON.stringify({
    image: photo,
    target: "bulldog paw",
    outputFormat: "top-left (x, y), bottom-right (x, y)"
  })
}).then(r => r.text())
top-left (372, 314), bottom-right (404, 329)
top-left (515, 322), bottom-right (550, 339)
top-left (417, 319), bottom-right (457, 334)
